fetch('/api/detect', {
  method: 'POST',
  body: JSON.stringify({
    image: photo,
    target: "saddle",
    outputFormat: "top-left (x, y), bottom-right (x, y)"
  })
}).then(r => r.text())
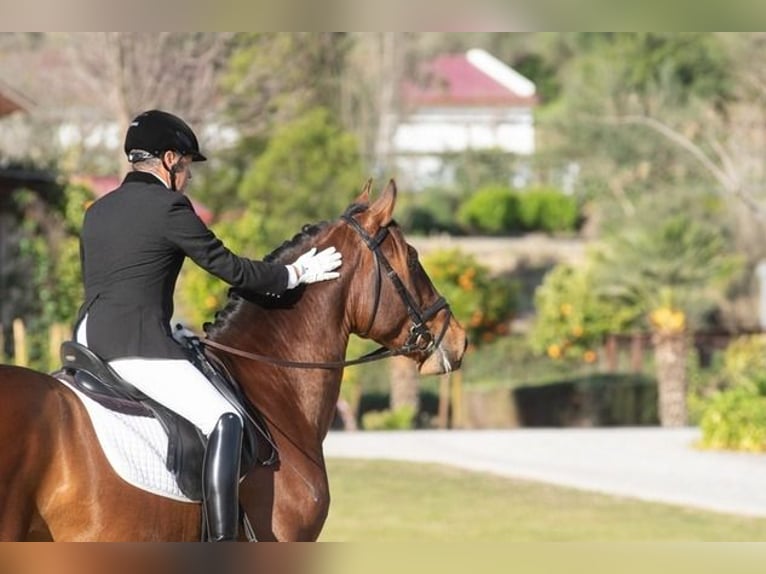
top-left (55, 334), bottom-right (277, 501)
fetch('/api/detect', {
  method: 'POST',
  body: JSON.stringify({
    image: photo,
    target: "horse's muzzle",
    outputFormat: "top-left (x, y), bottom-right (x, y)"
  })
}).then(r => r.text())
top-left (417, 316), bottom-right (467, 376)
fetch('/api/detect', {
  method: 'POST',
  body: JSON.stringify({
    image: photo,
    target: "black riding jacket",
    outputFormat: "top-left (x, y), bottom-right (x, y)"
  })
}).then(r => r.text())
top-left (76, 171), bottom-right (288, 360)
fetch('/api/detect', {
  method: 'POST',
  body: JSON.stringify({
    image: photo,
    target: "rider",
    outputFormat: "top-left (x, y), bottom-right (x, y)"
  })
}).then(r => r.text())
top-left (73, 109), bottom-right (343, 541)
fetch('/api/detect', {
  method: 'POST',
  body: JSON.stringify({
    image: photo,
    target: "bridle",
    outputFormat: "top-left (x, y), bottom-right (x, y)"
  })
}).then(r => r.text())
top-left (341, 213), bottom-right (450, 356)
top-left (202, 212), bottom-right (452, 369)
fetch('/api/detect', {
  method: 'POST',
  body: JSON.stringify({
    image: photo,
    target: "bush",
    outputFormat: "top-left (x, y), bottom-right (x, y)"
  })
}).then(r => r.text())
top-left (720, 335), bottom-right (766, 395)
top-left (422, 249), bottom-right (517, 345)
top-left (530, 263), bottom-right (638, 363)
top-left (687, 346), bottom-right (726, 425)
top-left (361, 406), bottom-right (416, 430)
top-left (698, 335), bottom-right (766, 452)
top-left (457, 185), bottom-right (520, 234)
top-left (456, 185), bottom-right (580, 235)
top-left (518, 187), bottom-right (579, 233)
top-left (9, 183), bottom-right (86, 370)
top-left (699, 388), bottom-right (766, 452)
top-left (397, 188), bottom-right (463, 235)
top-left (356, 390), bottom-right (440, 428)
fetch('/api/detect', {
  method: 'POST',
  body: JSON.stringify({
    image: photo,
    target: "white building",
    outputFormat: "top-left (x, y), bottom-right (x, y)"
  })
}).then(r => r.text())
top-left (387, 49), bottom-right (537, 190)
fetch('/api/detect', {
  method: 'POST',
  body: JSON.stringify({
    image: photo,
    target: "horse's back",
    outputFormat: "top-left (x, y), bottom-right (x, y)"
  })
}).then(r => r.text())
top-left (0, 361), bottom-right (61, 397)
top-left (0, 365), bottom-right (75, 445)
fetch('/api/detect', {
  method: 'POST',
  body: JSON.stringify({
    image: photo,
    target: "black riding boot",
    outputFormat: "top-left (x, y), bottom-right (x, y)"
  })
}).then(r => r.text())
top-left (202, 413), bottom-right (243, 542)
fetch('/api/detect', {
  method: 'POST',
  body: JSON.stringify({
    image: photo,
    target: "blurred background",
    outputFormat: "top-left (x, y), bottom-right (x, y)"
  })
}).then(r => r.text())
top-left (2, 32), bottom-right (766, 454)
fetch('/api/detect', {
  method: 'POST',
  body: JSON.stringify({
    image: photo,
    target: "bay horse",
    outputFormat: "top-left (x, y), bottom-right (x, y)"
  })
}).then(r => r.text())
top-left (0, 180), bottom-right (467, 541)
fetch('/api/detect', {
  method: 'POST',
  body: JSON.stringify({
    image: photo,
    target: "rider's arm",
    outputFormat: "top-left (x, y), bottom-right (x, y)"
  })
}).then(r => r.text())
top-left (163, 194), bottom-right (289, 296)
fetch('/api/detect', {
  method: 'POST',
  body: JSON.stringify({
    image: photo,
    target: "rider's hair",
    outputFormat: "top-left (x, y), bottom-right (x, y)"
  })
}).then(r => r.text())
top-left (131, 156), bottom-right (163, 172)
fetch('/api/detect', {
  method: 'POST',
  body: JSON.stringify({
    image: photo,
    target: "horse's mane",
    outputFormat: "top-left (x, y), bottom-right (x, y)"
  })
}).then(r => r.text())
top-left (203, 202), bottom-right (368, 338)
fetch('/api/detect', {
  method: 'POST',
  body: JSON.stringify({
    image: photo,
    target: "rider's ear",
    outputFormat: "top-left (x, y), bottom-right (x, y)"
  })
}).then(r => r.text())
top-left (353, 178), bottom-right (373, 206)
top-left (368, 179), bottom-right (397, 227)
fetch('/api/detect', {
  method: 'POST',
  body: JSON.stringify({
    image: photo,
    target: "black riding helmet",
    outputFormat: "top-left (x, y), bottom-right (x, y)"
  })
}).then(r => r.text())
top-left (124, 110), bottom-right (207, 163)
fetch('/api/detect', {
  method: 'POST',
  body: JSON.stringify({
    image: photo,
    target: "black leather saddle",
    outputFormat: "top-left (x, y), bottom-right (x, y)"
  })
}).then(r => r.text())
top-left (56, 338), bottom-right (276, 501)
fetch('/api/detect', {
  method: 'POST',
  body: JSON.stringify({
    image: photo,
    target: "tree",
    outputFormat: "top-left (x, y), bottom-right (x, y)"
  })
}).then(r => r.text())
top-left (532, 33), bottom-right (766, 331)
top-left (66, 33), bottom-right (237, 129)
top-left (422, 248), bottom-right (517, 428)
top-left (236, 107), bottom-right (364, 249)
top-left (222, 33), bottom-right (351, 138)
top-left (422, 249), bottom-right (517, 346)
top-left (542, 34), bottom-right (735, 215)
top-left (531, 207), bottom-right (740, 426)
top-left (530, 262), bottom-right (637, 363)
top-left (0, 33), bottom-right (239, 175)
top-left (4, 181), bottom-right (88, 369)
top-left (590, 213), bottom-right (741, 426)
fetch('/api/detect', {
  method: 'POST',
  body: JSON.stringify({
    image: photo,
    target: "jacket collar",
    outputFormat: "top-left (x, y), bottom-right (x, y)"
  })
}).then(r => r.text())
top-left (123, 170), bottom-right (169, 188)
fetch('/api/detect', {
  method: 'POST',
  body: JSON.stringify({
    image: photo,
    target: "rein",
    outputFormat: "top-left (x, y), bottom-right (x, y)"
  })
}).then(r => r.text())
top-left (201, 212), bottom-right (451, 370)
top-left (202, 338), bottom-right (414, 370)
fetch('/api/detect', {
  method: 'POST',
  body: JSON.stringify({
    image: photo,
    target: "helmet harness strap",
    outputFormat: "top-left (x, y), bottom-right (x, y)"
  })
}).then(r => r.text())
top-left (162, 152), bottom-right (182, 192)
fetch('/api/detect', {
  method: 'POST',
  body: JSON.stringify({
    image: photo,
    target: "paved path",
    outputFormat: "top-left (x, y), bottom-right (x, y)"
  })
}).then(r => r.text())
top-left (323, 428), bottom-right (766, 517)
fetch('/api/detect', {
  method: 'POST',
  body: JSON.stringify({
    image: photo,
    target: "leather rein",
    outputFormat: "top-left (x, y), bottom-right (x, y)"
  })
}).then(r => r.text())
top-left (201, 213), bottom-right (451, 370)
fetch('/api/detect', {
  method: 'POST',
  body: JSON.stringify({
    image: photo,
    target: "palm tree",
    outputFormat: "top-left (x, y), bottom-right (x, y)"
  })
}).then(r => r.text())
top-left (592, 214), bottom-right (740, 426)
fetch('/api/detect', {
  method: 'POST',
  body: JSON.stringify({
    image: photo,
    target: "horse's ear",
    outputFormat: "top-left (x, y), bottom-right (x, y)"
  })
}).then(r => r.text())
top-left (353, 178), bottom-right (373, 205)
top-left (368, 179), bottom-right (397, 226)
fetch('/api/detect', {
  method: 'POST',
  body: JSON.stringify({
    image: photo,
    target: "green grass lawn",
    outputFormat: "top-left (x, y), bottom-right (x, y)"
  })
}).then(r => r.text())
top-left (319, 459), bottom-right (766, 541)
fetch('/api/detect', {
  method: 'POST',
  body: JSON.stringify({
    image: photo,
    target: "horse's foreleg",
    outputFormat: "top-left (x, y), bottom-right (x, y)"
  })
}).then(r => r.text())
top-left (0, 457), bottom-right (53, 540)
top-left (0, 369), bottom-right (58, 540)
top-left (240, 462), bottom-right (330, 541)
top-left (0, 485), bottom-right (35, 541)
top-left (239, 467), bottom-right (278, 541)
top-left (0, 416), bottom-right (40, 540)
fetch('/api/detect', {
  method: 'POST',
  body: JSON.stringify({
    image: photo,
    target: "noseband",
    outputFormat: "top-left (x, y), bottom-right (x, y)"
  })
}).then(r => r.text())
top-left (341, 213), bottom-right (451, 357)
top-left (202, 215), bottom-right (452, 369)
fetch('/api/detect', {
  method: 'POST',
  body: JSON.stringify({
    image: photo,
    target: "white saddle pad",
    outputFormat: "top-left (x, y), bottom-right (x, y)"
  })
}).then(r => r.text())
top-left (56, 376), bottom-right (198, 503)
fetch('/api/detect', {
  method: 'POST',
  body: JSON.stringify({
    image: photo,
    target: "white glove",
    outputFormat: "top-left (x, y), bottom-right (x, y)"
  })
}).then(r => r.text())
top-left (286, 246), bottom-right (342, 288)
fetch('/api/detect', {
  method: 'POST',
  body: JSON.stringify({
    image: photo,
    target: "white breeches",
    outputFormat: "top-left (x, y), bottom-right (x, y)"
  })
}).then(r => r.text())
top-left (77, 315), bottom-right (241, 436)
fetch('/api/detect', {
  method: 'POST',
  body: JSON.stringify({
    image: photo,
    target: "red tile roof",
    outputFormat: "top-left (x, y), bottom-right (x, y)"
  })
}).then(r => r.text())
top-left (0, 80), bottom-right (31, 117)
top-left (0, 93), bottom-right (22, 116)
top-left (402, 52), bottom-right (537, 108)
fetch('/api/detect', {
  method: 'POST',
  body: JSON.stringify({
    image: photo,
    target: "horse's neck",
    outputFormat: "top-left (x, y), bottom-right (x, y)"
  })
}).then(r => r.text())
top-left (213, 288), bottom-right (351, 439)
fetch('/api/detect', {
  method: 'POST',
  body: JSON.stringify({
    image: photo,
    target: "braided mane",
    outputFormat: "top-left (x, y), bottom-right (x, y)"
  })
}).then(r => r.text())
top-left (203, 202), bottom-right (368, 336)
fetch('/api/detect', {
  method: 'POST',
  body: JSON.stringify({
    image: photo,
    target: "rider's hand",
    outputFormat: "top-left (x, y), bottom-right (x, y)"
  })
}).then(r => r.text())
top-left (286, 246), bottom-right (342, 288)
